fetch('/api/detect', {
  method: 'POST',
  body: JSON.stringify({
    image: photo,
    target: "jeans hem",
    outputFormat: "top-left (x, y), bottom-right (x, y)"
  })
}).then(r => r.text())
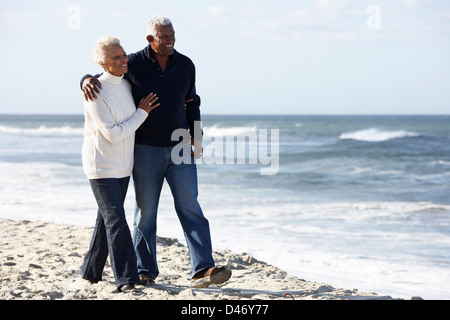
top-left (116, 279), bottom-right (140, 289)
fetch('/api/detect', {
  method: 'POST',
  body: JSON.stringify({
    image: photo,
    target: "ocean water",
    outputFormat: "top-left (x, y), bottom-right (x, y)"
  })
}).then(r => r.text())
top-left (1, 114), bottom-right (449, 299)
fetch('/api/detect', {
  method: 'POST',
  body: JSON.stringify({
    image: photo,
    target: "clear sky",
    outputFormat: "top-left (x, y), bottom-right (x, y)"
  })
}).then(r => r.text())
top-left (0, 0), bottom-right (449, 115)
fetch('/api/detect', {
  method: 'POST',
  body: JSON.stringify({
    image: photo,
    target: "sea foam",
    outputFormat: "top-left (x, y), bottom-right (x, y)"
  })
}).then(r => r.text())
top-left (0, 125), bottom-right (84, 136)
top-left (339, 128), bottom-right (420, 142)
top-left (203, 125), bottom-right (257, 137)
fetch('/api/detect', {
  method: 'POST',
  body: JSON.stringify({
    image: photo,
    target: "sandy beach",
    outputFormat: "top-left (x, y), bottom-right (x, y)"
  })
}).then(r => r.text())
top-left (0, 218), bottom-right (414, 301)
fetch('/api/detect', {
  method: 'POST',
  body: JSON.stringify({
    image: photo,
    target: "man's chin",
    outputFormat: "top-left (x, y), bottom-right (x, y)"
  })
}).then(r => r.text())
top-left (165, 47), bottom-right (174, 55)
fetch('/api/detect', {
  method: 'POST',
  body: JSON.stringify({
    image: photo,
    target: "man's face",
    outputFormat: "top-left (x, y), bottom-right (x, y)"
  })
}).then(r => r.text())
top-left (151, 24), bottom-right (175, 57)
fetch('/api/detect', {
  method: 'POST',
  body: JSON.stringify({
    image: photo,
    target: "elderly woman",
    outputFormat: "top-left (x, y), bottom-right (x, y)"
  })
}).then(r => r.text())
top-left (81, 36), bottom-right (159, 293)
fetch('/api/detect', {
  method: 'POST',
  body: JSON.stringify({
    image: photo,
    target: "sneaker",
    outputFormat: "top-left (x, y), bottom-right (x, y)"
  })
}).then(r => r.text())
top-left (190, 266), bottom-right (232, 288)
top-left (139, 274), bottom-right (155, 286)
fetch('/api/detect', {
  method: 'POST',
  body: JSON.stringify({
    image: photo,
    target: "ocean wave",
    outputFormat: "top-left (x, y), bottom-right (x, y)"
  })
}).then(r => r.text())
top-left (339, 128), bottom-right (420, 142)
top-left (0, 125), bottom-right (84, 136)
top-left (203, 125), bottom-right (258, 137)
top-left (432, 160), bottom-right (450, 167)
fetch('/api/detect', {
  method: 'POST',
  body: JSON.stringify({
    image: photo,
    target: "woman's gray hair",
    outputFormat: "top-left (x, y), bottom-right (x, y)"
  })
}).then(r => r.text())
top-left (146, 16), bottom-right (172, 37)
top-left (91, 36), bottom-right (121, 65)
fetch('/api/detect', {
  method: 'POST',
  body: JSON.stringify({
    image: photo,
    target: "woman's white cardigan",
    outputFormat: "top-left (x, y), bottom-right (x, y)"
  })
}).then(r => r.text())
top-left (82, 72), bottom-right (148, 179)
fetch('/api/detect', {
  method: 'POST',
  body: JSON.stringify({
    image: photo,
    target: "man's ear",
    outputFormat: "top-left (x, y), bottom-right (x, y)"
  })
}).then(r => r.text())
top-left (146, 35), bottom-right (154, 44)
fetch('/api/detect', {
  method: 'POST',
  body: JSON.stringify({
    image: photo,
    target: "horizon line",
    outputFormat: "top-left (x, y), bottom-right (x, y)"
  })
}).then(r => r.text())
top-left (1, 113), bottom-right (449, 117)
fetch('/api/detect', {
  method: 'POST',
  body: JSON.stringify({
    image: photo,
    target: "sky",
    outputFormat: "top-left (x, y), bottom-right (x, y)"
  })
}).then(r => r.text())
top-left (0, 0), bottom-right (449, 115)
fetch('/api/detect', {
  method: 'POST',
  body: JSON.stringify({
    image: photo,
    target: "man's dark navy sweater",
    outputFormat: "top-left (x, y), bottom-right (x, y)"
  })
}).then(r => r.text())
top-left (83, 45), bottom-right (201, 147)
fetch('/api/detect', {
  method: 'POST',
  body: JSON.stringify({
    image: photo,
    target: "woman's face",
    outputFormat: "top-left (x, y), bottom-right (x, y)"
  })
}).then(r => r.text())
top-left (101, 45), bottom-right (128, 76)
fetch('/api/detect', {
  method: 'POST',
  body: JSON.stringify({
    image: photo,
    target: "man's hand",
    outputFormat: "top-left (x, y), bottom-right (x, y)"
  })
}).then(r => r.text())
top-left (185, 98), bottom-right (193, 110)
top-left (82, 77), bottom-right (102, 102)
top-left (191, 138), bottom-right (203, 159)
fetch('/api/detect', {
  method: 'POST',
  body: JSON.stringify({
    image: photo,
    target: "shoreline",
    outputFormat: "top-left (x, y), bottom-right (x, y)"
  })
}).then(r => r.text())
top-left (0, 218), bottom-right (416, 300)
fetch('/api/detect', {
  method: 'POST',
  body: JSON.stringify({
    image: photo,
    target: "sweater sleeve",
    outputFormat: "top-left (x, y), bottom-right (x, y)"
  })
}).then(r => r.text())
top-left (185, 64), bottom-right (202, 139)
top-left (84, 98), bottom-right (148, 144)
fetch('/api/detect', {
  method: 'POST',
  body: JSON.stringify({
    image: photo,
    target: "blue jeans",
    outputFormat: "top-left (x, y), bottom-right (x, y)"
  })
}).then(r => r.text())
top-left (81, 177), bottom-right (140, 288)
top-left (132, 145), bottom-right (215, 279)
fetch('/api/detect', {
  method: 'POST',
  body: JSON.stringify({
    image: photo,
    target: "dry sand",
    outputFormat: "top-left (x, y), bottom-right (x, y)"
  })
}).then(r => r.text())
top-left (0, 218), bottom-right (410, 300)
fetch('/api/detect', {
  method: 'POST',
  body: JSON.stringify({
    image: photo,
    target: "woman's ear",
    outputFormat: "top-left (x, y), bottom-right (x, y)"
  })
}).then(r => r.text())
top-left (100, 62), bottom-right (108, 73)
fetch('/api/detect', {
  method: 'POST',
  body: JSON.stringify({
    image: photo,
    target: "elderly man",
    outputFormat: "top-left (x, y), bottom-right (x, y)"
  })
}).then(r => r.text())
top-left (82, 16), bottom-right (231, 288)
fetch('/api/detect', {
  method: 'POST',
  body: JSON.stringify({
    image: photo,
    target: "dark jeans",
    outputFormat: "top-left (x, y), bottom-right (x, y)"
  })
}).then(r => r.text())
top-left (81, 177), bottom-right (140, 288)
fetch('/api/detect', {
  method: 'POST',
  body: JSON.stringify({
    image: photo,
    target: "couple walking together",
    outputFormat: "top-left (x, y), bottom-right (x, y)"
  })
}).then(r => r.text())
top-left (80, 16), bottom-right (231, 293)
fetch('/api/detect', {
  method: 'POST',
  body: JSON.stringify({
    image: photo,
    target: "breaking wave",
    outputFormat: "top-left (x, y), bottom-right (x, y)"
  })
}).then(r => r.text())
top-left (0, 125), bottom-right (84, 136)
top-left (339, 128), bottom-right (421, 142)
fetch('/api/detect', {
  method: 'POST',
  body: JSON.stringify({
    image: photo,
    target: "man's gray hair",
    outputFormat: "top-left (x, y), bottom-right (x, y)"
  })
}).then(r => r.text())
top-left (146, 16), bottom-right (172, 37)
top-left (92, 36), bottom-right (121, 65)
